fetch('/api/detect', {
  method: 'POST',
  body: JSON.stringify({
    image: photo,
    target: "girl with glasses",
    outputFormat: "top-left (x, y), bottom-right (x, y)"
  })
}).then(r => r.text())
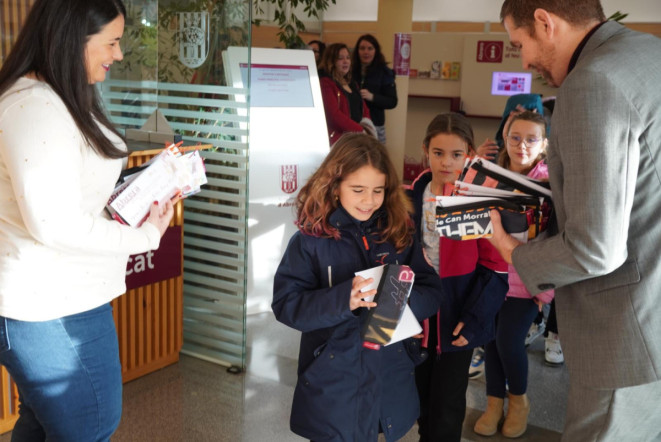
top-left (474, 111), bottom-right (554, 438)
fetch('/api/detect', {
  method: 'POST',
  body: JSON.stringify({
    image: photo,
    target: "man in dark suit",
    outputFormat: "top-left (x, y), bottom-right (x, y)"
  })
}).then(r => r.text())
top-left (489, 1), bottom-right (661, 440)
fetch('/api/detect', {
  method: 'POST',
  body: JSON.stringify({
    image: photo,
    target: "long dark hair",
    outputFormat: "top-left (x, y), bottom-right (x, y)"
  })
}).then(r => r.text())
top-left (0, 0), bottom-right (127, 159)
top-left (351, 34), bottom-right (387, 70)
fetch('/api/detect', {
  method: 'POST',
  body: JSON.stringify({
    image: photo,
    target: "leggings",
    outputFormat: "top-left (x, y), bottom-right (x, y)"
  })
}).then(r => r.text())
top-left (485, 297), bottom-right (539, 397)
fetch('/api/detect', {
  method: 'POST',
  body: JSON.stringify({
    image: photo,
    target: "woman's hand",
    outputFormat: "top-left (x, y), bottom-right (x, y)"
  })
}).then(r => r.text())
top-left (350, 276), bottom-right (377, 311)
top-left (146, 193), bottom-right (180, 237)
top-left (533, 297), bottom-right (544, 312)
top-left (451, 321), bottom-right (469, 347)
top-left (359, 89), bottom-right (374, 102)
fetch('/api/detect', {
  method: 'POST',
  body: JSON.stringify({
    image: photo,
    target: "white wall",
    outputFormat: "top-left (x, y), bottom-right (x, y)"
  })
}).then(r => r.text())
top-left (324, 0), bottom-right (661, 23)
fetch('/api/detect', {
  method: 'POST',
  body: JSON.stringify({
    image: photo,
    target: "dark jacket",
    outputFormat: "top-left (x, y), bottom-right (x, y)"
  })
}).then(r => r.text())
top-left (352, 64), bottom-right (398, 126)
top-left (272, 207), bottom-right (442, 442)
top-left (319, 73), bottom-right (370, 144)
top-left (407, 171), bottom-right (508, 353)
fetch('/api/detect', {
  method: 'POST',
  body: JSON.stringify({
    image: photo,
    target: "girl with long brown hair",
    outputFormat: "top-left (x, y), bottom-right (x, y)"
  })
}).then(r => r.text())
top-left (273, 133), bottom-right (442, 441)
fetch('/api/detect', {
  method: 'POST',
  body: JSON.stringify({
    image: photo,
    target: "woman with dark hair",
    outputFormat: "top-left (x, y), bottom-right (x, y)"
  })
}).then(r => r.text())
top-left (0, 0), bottom-right (174, 439)
top-left (308, 39), bottom-right (326, 64)
top-left (352, 34), bottom-right (398, 144)
top-left (318, 43), bottom-right (371, 145)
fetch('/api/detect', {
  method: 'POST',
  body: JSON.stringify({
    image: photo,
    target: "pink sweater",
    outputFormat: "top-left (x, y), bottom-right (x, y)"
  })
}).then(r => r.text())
top-left (505, 161), bottom-right (555, 304)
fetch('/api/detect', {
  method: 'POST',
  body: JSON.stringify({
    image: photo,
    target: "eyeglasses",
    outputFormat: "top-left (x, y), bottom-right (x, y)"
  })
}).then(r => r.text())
top-left (506, 135), bottom-right (543, 147)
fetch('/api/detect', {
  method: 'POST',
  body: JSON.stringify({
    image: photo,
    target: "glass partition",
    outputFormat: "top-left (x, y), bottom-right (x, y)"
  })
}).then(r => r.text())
top-left (102, 0), bottom-right (251, 370)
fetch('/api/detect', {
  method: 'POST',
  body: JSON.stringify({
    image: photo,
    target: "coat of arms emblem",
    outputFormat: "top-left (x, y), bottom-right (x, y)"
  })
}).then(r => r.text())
top-left (281, 165), bottom-right (298, 194)
top-left (179, 12), bottom-right (210, 68)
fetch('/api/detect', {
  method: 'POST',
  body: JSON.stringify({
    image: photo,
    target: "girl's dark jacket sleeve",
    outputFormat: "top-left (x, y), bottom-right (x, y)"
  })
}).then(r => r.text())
top-left (272, 210), bottom-right (441, 333)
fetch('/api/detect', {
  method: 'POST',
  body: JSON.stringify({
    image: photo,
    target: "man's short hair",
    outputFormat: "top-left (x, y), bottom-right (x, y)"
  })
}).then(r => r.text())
top-left (500, 0), bottom-right (606, 34)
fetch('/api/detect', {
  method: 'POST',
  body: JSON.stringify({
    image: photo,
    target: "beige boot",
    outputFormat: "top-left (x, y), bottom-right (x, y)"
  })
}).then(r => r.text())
top-left (473, 396), bottom-right (504, 436)
top-left (502, 393), bottom-right (530, 438)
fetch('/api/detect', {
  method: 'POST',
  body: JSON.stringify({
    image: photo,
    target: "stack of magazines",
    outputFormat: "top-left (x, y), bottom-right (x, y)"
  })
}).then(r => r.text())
top-left (106, 143), bottom-right (208, 227)
top-left (436, 157), bottom-right (553, 241)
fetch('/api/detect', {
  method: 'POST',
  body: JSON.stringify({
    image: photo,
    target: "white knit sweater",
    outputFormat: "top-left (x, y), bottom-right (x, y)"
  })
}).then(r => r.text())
top-left (0, 77), bottom-right (160, 321)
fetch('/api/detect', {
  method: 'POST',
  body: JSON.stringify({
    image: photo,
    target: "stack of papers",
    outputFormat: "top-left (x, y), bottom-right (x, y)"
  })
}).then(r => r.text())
top-left (107, 143), bottom-right (208, 227)
top-left (436, 157), bottom-right (553, 241)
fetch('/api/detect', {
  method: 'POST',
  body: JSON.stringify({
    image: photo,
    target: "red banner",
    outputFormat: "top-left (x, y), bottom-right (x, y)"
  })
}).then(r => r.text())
top-left (125, 226), bottom-right (182, 290)
top-left (476, 41), bottom-right (504, 63)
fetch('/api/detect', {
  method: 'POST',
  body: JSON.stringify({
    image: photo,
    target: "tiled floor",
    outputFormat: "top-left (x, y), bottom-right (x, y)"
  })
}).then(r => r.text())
top-left (0, 311), bottom-right (569, 441)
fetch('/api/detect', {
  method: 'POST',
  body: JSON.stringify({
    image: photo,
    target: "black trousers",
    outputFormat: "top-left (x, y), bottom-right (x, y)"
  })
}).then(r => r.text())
top-left (415, 321), bottom-right (474, 442)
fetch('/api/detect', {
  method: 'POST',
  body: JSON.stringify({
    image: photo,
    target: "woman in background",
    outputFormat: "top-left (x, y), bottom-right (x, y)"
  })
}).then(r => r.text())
top-left (0, 0), bottom-right (174, 439)
top-left (352, 34), bottom-right (398, 145)
top-left (318, 43), bottom-right (371, 144)
top-left (308, 39), bottom-right (326, 65)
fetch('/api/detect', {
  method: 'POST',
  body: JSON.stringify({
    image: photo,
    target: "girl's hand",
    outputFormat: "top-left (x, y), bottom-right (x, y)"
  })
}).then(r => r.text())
top-left (451, 322), bottom-right (469, 347)
top-left (422, 248), bottom-right (434, 267)
top-left (359, 89), bottom-right (374, 101)
top-left (502, 104), bottom-right (533, 141)
top-left (350, 276), bottom-right (377, 311)
top-left (533, 297), bottom-right (544, 312)
top-left (475, 138), bottom-right (499, 160)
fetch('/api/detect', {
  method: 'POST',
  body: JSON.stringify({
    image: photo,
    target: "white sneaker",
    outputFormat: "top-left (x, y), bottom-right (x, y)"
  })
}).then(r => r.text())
top-left (545, 332), bottom-right (564, 366)
top-left (468, 347), bottom-right (485, 379)
top-left (525, 321), bottom-right (545, 347)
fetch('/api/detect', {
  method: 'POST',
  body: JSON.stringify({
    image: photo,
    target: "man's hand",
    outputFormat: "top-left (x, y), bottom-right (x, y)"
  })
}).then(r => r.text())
top-left (487, 209), bottom-right (523, 264)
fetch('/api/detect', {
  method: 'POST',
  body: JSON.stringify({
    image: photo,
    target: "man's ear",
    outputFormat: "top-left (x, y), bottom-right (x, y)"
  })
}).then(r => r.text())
top-left (533, 8), bottom-right (557, 40)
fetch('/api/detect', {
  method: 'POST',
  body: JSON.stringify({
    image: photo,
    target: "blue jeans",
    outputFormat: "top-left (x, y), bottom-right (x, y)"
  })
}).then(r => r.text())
top-left (0, 304), bottom-right (122, 441)
top-left (375, 125), bottom-right (386, 145)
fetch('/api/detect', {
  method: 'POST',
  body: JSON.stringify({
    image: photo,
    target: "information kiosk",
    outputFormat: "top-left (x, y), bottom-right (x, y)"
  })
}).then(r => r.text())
top-left (224, 47), bottom-right (330, 313)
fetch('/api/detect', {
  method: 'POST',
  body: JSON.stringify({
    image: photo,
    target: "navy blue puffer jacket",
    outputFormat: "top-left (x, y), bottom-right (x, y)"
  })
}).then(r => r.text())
top-left (273, 207), bottom-right (442, 442)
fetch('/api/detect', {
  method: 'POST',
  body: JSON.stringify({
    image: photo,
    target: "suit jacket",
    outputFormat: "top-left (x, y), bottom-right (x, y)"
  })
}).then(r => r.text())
top-left (512, 21), bottom-right (661, 389)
